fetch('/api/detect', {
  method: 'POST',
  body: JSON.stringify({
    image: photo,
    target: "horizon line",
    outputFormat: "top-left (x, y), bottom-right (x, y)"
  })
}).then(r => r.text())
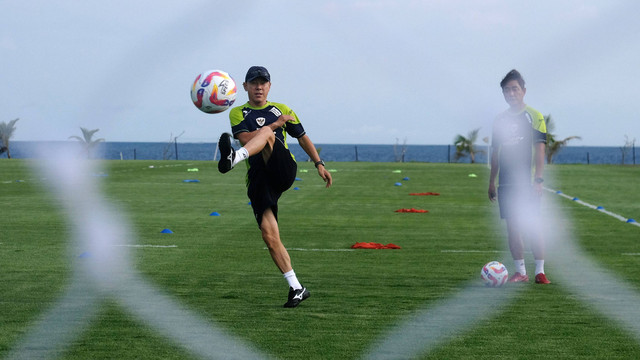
top-left (9, 140), bottom-right (630, 148)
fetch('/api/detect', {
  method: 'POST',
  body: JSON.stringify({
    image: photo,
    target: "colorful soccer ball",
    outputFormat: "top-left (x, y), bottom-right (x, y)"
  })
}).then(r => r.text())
top-left (190, 70), bottom-right (237, 114)
top-left (480, 261), bottom-right (509, 287)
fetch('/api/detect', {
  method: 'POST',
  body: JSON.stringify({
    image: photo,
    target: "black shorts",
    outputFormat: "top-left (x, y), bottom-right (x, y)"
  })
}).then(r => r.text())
top-left (497, 184), bottom-right (540, 220)
top-left (247, 138), bottom-right (297, 227)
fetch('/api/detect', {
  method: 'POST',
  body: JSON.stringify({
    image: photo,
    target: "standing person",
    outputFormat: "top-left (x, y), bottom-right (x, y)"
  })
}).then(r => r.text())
top-left (217, 66), bottom-right (333, 307)
top-left (488, 69), bottom-right (551, 284)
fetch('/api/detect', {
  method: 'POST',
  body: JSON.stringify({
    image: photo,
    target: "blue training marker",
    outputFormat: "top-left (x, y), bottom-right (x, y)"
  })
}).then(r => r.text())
top-left (161, 229), bottom-right (173, 234)
top-left (209, 212), bottom-right (220, 216)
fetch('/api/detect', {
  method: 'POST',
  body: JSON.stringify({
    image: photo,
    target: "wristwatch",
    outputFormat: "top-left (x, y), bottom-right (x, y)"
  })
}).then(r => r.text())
top-left (534, 177), bottom-right (544, 184)
top-left (314, 160), bottom-right (325, 168)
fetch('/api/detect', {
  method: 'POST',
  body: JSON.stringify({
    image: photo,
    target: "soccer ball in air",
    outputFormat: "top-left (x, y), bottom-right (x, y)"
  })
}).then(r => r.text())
top-left (190, 70), bottom-right (237, 114)
top-left (480, 261), bottom-right (509, 287)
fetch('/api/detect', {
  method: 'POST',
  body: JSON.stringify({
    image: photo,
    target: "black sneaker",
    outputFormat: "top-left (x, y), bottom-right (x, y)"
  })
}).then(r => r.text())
top-left (217, 133), bottom-right (235, 173)
top-left (283, 286), bottom-right (310, 308)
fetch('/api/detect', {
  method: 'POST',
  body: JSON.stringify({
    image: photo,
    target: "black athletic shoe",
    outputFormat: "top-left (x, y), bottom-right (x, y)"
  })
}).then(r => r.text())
top-left (217, 133), bottom-right (235, 173)
top-left (283, 286), bottom-right (310, 308)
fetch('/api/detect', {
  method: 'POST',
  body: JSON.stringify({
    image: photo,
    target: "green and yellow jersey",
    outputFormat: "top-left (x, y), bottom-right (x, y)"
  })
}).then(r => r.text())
top-left (491, 105), bottom-right (547, 186)
top-left (229, 101), bottom-right (305, 169)
top-left (229, 101), bottom-right (305, 147)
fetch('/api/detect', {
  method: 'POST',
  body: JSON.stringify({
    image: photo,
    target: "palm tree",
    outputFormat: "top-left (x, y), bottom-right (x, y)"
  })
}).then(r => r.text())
top-left (544, 114), bottom-right (581, 164)
top-left (0, 118), bottom-right (20, 159)
top-left (454, 128), bottom-right (484, 163)
top-left (69, 127), bottom-right (105, 158)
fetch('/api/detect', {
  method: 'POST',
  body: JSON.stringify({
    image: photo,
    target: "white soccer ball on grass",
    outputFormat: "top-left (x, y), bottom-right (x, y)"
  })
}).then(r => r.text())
top-left (480, 261), bottom-right (509, 287)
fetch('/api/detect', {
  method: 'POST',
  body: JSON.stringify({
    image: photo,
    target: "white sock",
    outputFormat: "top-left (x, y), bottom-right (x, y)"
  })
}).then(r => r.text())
top-left (514, 259), bottom-right (526, 275)
top-left (283, 269), bottom-right (302, 290)
top-left (232, 147), bottom-right (249, 166)
top-left (535, 260), bottom-right (545, 275)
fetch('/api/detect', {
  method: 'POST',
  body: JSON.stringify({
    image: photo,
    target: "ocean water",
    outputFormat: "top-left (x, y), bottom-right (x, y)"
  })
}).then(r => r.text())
top-left (3, 141), bottom-right (637, 165)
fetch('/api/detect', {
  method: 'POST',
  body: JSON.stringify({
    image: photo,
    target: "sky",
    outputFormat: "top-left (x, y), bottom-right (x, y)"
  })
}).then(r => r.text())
top-left (1, 0), bottom-right (639, 146)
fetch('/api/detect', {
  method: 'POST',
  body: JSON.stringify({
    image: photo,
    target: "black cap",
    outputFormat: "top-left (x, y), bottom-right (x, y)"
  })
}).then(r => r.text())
top-left (245, 66), bottom-right (270, 83)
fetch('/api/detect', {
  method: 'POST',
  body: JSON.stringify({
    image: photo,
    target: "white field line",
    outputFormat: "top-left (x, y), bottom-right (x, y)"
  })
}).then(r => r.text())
top-left (441, 250), bottom-right (506, 253)
top-left (545, 187), bottom-right (640, 227)
top-left (265, 247), bottom-right (355, 252)
top-left (443, 249), bottom-right (636, 257)
top-left (114, 244), bottom-right (178, 248)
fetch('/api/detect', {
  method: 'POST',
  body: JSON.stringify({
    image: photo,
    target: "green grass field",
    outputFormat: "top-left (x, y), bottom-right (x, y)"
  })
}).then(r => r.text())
top-left (1, 159), bottom-right (639, 359)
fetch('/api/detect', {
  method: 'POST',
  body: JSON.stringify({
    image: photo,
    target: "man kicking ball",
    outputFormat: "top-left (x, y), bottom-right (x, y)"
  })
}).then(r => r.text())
top-left (218, 66), bottom-right (332, 307)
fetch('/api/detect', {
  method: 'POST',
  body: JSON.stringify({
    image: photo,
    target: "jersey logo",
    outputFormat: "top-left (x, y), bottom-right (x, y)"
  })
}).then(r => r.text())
top-left (269, 107), bottom-right (282, 117)
top-left (256, 117), bottom-right (266, 127)
top-left (242, 109), bottom-right (251, 118)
